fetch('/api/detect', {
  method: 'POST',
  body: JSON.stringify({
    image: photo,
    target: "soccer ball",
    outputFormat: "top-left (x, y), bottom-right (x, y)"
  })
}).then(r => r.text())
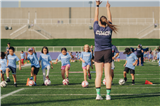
top-left (103, 78), bottom-right (106, 85)
top-left (82, 81), bottom-right (89, 88)
top-left (0, 81), bottom-right (7, 87)
top-left (44, 79), bottom-right (51, 86)
top-left (119, 79), bottom-right (125, 85)
top-left (62, 79), bottom-right (69, 85)
top-left (28, 80), bottom-right (35, 86)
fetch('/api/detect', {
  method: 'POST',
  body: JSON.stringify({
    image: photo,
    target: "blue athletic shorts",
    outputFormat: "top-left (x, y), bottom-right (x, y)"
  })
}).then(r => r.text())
top-left (7, 66), bottom-right (16, 74)
top-left (0, 69), bottom-right (6, 74)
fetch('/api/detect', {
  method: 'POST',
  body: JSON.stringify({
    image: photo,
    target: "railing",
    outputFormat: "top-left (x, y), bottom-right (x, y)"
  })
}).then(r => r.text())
top-left (33, 25), bottom-right (52, 38)
top-left (1, 46), bottom-right (158, 52)
top-left (1, 19), bottom-right (29, 25)
top-left (34, 18), bottom-right (154, 25)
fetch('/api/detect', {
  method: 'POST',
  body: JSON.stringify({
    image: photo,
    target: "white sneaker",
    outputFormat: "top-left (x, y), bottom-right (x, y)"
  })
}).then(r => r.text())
top-left (106, 95), bottom-right (111, 100)
top-left (96, 95), bottom-right (103, 100)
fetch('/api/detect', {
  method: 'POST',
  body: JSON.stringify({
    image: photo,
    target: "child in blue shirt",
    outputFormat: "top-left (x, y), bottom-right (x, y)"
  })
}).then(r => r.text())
top-left (25, 47), bottom-right (40, 86)
top-left (6, 47), bottom-right (21, 87)
top-left (54, 48), bottom-right (73, 81)
top-left (0, 52), bottom-right (7, 81)
top-left (80, 44), bottom-right (93, 81)
top-left (20, 51), bottom-right (25, 65)
top-left (123, 48), bottom-right (138, 85)
top-left (39, 46), bottom-right (53, 85)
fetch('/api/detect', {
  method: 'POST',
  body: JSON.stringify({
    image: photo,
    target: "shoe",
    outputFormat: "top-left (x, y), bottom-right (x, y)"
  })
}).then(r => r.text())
top-left (132, 83), bottom-right (135, 85)
top-left (6, 78), bottom-right (10, 82)
top-left (30, 77), bottom-right (33, 80)
top-left (67, 77), bottom-right (69, 81)
top-left (42, 83), bottom-right (45, 86)
top-left (96, 95), bottom-right (103, 100)
top-left (88, 74), bottom-right (91, 80)
top-left (14, 84), bottom-right (17, 87)
top-left (106, 95), bottom-right (111, 100)
top-left (46, 76), bottom-right (50, 80)
top-left (111, 81), bottom-right (114, 85)
top-left (34, 83), bottom-right (37, 86)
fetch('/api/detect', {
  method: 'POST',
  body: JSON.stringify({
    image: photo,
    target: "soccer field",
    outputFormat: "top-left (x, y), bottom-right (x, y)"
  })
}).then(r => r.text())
top-left (1, 60), bottom-right (160, 106)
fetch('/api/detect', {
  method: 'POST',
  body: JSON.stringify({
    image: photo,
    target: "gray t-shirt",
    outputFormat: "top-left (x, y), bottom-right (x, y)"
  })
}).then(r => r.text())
top-left (93, 21), bottom-right (112, 52)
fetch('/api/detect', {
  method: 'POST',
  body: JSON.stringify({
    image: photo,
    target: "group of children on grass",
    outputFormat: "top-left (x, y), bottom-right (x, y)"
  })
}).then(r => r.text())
top-left (1, 44), bottom-right (160, 87)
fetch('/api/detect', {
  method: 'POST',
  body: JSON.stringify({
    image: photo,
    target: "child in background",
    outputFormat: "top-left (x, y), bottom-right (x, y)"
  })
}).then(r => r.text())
top-left (143, 51), bottom-right (148, 62)
top-left (25, 47), bottom-right (40, 86)
top-left (80, 44), bottom-right (93, 81)
top-left (148, 48), bottom-right (152, 61)
top-left (70, 52), bottom-right (74, 62)
top-left (75, 52), bottom-right (78, 62)
top-left (157, 47), bottom-right (160, 67)
top-left (123, 48), bottom-right (138, 85)
top-left (21, 51), bottom-right (25, 65)
top-left (0, 52), bottom-right (7, 81)
top-left (78, 52), bottom-right (81, 62)
top-left (54, 48), bottom-right (73, 81)
top-left (39, 46), bottom-right (53, 85)
top-left (6, 47), bottom-right (21, 87)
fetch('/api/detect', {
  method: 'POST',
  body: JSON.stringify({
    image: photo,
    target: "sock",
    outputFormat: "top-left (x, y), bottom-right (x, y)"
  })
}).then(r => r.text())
top-left (14, 82), bottom-right (16, 84)
top-left (132, 80), bottom-right (135, 84)
top-left (106, 89), bottom-right (111, 95)
top-left (124, 77), bottom-right (127, 82)
top-left (46, 66), bottom-right (50, 76)
top-left (96, 87), bottom-right (101, 96)
top-left (42, 69), bottom-right (46, 82)
top-left (7, 77), bottom-right (9, 79)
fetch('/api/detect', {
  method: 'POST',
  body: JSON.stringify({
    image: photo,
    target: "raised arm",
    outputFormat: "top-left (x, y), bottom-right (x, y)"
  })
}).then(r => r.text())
top-left (106, 1), bottom-right (112, 23)
top-left (94, 1), bottom-right (102, 22)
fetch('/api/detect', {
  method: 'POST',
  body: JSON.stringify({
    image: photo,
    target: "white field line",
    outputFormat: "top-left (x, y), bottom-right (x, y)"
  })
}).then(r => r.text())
top-left (12, 93), bottom-right (160, 96)
top-left (1, 88), bottom-right (24, 99)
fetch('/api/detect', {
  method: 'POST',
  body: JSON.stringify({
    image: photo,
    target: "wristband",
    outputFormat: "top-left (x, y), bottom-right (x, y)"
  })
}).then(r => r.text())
top-left (96, 5), bottom-right (99, 7)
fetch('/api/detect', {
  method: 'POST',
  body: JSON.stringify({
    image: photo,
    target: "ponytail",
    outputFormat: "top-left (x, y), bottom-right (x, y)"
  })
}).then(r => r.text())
top-left (100, 16), bottom-right (118, 34)
top-left (106, 20), bottom-right (118, 34)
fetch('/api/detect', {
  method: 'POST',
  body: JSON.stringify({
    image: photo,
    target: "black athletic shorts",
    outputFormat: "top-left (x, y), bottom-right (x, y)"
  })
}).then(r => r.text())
top-left (124, 67), bottom-right (135, 74)
top-left (92, 56), bottom-right (94, 60)
top-left (31, 66), bottom-right (39, 75)
top-left (94, 49), bottom-right (112, 63)
top-left (137, 55), bottom-right (142, 58)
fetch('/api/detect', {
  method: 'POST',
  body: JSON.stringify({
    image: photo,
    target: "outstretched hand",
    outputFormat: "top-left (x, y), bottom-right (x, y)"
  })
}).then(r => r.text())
top-left (106, 0), bottom-right (110, 8)
top-left (96, 0), bottom-right (102, 6)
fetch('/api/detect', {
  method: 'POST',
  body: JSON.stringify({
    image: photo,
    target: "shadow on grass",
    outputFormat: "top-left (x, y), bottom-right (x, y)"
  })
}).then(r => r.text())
top-left (2, 92), bottom-right (160, 106)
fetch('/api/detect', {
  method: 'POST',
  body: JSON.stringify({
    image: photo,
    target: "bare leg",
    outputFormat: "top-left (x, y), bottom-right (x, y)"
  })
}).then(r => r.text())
top-left (83, 69), bottom-right (87, 81)
top-left (65, 66), bottom-right (69, 78)
top-left (34, 74), bottom-right (36, 83)
top-left (61, 69), bottom-right (65, 79)
top-left (6, 68), bottom-right (10, 78)
top-left (104, 63), bottom-right (111, 89)
top-left (12, 74), bottom-right (17, 83)
top-left (95, 62), bottom-right (103, 87)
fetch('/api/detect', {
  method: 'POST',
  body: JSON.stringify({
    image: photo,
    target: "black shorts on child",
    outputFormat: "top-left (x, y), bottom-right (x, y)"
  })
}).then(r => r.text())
top-left (31, 66), bottom-right (39, 75)
top-left (124, 67), bottom-right (135, 74)
top-left (8, 66), bottom-right (16, 74)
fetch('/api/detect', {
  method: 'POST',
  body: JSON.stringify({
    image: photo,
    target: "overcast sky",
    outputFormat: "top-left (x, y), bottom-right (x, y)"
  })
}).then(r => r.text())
top-left (1, 0), bottom-right (160, 7)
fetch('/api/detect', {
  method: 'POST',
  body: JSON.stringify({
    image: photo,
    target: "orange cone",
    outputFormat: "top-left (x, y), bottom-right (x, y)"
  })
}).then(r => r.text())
top-left (26, 78), bottom-right (30, 86)
top-left (145, 80), bottom-right (153, 84)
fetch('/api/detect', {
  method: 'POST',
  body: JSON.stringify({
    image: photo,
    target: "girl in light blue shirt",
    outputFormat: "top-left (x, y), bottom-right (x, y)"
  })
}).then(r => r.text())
top-left (39, 46), bottom-right (53, 85)
top-left (80, 44), bottom-right (93, 81)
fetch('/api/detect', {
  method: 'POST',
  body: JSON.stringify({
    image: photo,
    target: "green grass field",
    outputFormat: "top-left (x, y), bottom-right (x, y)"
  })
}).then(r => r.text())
top-left (1, 39), bottom-right (160, 46)
top-left (1, 60), bottom-right (160, 106)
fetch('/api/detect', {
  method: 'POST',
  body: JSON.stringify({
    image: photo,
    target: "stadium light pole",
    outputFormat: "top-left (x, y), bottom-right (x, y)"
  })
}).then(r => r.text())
top-left (89, 1), bottom-right (92, 23)
top-left (19, 0), bottom-right (21, 8)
